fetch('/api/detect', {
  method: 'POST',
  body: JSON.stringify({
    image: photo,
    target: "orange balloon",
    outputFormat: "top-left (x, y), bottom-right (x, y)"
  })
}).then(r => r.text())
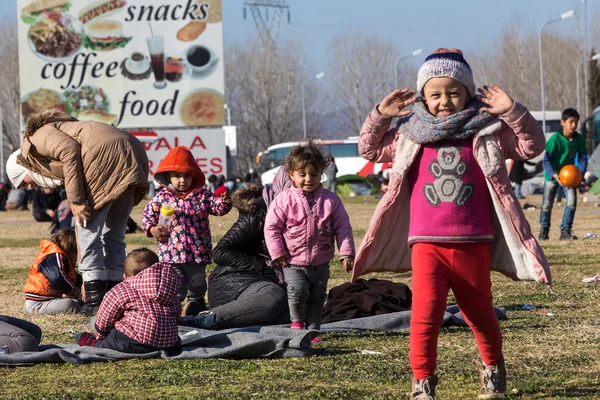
top-left (558, 165), bottom-right (582, 188)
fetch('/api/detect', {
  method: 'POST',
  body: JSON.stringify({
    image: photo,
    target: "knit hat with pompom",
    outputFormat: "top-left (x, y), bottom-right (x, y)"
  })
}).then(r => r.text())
top-left (416, 48), bottom-right (476, 98)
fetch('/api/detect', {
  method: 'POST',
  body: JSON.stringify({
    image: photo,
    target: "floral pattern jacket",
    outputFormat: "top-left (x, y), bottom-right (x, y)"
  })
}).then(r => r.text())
top-left (142, 187), bottom-right (232, 264)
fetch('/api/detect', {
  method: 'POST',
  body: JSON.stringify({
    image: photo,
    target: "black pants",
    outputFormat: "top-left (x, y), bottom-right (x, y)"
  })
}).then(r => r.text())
top-left (94, 329), bottom-right (181, 355)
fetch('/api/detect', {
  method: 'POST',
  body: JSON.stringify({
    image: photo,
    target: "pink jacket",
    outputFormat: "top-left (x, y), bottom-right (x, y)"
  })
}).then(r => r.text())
top-left (352, 101), bottom-right (551, 284)
top-left (265, 185), bottom-right (355, 266)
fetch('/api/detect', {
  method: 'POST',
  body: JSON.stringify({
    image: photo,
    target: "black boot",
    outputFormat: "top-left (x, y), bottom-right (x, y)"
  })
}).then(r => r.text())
top-left (79, 280), bottom-right (106, 315)
top-left (105, 280), bottom-right (122, 292)
top-left (538, 227), bottom-right (549, 241)
top-left (560, 229), bottom-right (578, 240)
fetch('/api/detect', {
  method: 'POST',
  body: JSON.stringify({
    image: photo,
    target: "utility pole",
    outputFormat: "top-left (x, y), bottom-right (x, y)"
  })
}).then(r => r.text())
top-left (583, 0), bottom-right (590, 120)
top-left (243, 0), bottom-right (291, 48)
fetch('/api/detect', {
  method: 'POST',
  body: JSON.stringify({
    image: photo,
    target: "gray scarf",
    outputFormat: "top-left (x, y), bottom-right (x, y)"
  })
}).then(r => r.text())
top-left (399, 97), bottom-right (497, 144)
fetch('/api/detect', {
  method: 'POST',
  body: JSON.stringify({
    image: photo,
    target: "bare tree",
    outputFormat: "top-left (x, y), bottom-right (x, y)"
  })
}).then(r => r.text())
top-left (224, 37), bottom-right (321, 176)
top-left (470, 13), bottom-right (580, 112)
top-left (0, 18), bottom-right (20, 182)
top-left (328, 31), bottom-right (414, 137)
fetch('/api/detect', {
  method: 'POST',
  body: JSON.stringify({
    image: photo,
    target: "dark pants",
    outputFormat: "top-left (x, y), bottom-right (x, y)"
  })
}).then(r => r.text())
top-left (33, 212), bottom-right (53, 222)
top-left (94, 329), bottom-right (181, 355)
top-left (0, 315), bottom-right (42, 353)
top-left (211, 281), bottom-right (290, 329)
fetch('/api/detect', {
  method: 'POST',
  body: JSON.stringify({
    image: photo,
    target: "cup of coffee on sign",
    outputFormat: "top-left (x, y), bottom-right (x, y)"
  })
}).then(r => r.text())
top-left (146, 36), bottom-right (166, 89)
top-left (165, 54), bottom-right (191, 82)
top-left (185, 45), bottom-right (219, 75)
top-left (126, 52), bottom-right (150, 75)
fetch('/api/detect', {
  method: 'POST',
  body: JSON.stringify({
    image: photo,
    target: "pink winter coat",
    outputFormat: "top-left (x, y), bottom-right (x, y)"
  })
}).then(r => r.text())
top-left (352, 101), bottom-right (551, 284)
top-left (265, 185), bottom-right (355, 266)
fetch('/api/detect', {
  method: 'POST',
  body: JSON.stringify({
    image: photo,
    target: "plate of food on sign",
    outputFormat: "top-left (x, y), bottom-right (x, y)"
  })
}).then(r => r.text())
top-left (63, 84), bottom-right (118, 124)
top-left (20, 88), bottom-right (67, 125)
top-left (24, 1), bottom-right (83, 62)
top-left (79, 0), bottom-right (132, 52)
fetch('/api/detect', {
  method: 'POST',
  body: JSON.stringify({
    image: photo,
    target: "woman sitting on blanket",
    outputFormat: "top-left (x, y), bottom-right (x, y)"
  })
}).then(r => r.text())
top-left (181, 178), bottom-right (292, 330)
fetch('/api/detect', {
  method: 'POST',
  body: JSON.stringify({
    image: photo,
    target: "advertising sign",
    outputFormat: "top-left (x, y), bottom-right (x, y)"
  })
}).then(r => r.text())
top-left (137, 128), bottom-right (227, 180)
top-left (17, 0), bottom-right (224, 130)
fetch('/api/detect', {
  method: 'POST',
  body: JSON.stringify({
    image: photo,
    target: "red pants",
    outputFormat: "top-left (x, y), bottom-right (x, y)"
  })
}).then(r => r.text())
top-left (409, 242), bottom-right (502, 379)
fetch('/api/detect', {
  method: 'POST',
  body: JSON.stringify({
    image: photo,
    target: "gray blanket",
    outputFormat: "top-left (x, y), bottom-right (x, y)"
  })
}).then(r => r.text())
top-left (320, 305), bottom-right (507, 332)
top-left (0, 306), bottom-right (506, 366)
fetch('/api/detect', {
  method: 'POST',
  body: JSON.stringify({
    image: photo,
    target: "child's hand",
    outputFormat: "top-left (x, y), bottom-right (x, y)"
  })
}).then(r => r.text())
top-left (477, 84), bottom-right (514, 115)
top-left (273, 257), bottom-right (289, 267)
top-left (378, 89), bottom-right (417, 117)
top-left (220, 192), bottom-right (232, 205)
top-left (342, 257), bottom-right (354, 273)
top-left (150, 225), bottom-right (169, 241)
top-left (554, 174), bottom-right (565, 186)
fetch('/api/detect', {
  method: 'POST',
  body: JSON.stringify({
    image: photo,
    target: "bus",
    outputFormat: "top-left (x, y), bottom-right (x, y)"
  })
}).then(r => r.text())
top-left (256, 138), bottom-right (391, 184)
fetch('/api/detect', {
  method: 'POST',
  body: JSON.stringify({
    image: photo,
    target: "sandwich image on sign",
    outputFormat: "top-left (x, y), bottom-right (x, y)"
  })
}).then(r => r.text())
top-left (21, 0), bottom-right (72, 24)
top-left (79, 0), bottom-right (131, 51)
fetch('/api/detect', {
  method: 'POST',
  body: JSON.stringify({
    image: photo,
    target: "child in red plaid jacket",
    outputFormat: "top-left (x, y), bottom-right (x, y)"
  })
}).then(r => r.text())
top-left (76, 248), bottom-right (182, 354)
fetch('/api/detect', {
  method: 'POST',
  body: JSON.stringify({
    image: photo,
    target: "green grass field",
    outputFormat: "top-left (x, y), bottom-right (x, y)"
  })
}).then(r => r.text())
top-left (1, 195), bottom-right (600, 399)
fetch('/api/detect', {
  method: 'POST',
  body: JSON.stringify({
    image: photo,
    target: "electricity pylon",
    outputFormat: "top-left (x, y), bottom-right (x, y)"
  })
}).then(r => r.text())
top-left (243, 0), bottom-right (290, 48)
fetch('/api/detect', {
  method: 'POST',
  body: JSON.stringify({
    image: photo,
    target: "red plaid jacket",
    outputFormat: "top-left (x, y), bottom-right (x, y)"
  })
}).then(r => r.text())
top-left (95, 263), bottom-right (181, 348)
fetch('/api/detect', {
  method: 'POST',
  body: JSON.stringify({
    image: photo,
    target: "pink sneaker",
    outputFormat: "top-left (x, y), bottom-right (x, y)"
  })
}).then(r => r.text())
top-left (291, 322), bottom-right (303, 329)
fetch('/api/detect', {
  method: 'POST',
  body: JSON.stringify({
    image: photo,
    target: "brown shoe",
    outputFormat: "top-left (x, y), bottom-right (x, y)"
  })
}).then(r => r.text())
top-left (182, 299), bottom-right (208, 316)
top-left (475, 357), bottom-right (506, 398)
top-left (410, 375), bottom-right (437, 399)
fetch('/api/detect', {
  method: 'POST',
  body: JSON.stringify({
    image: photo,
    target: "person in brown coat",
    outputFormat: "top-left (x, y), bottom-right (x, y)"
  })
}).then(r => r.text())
top-left (6, 109), bottom-right (149, 314)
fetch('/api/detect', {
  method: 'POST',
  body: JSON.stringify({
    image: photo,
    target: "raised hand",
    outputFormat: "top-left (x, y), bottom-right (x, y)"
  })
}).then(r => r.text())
top-left (477, 84), bottom-right (514, 115)
top-left (377, 89), bottom-right (417, 117)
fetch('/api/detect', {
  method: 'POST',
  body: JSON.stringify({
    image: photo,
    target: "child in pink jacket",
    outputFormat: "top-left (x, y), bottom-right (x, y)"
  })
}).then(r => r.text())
top-left (264, 139), bottom-right (355, 331)
top-left (353, 48), bottom-right (551, 399)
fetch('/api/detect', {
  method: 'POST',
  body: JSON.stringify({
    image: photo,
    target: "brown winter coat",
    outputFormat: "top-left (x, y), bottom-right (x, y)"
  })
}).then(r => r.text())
top-left (17, 110), bottom-right (149, 210)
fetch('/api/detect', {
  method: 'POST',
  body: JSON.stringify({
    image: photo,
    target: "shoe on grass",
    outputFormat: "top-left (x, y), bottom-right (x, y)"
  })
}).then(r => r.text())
top-left (410, 375), bottom-right (437, 400)
top-left (559, 229), bottom-right (577, 240)
top-left (475, 357), bottom-right (506, 398)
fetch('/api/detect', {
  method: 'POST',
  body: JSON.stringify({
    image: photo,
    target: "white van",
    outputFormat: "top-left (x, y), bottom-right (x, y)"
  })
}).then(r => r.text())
top-left (529, 111), bottom-right (562, 139)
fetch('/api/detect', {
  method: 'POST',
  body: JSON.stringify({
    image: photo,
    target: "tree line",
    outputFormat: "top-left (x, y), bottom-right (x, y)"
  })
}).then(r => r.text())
top-left (1, 10), bottom-right (600, 177)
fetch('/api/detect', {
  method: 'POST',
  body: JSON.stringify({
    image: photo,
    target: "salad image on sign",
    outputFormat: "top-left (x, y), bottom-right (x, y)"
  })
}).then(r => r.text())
top-left (79, 0), bottom-right (131, 51)
top-left (63, 85), bottom-right (118, 124)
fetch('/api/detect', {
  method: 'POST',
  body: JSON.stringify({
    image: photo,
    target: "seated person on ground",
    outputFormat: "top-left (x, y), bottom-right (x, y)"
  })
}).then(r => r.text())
top-left (24, 229), bottom-right (82, 314)
top-left (31, 187), bottom-right (60, 222)
top-left (5, 187), bottom-right (29, 211)
top-left (180, 183), bottom-right (290, 330)
top-left (76, 248), bottom-right (182, 354)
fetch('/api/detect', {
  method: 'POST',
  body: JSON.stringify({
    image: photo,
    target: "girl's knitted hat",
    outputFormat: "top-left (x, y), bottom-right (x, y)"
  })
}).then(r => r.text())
top-left (416, 48), bottom-right (476, 97)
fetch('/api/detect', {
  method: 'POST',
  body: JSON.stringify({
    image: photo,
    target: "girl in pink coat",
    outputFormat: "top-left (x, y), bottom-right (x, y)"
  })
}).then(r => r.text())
top-left (264, 139), bottom-right (355, 332)
top-left (353, 48), bottom-right (551, 399)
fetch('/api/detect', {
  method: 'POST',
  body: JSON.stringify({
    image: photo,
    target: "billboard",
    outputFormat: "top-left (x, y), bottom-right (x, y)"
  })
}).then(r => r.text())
top-left (17, 0), bottom-right (224, 130)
